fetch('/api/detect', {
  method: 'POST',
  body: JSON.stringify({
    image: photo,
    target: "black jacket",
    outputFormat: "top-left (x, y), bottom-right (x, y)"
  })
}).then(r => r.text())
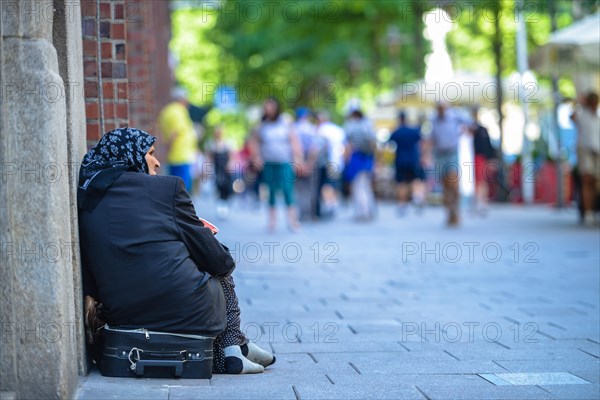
top-left (79, 172), bottom-right (235, 336)
top-left (473, 124), bottom-right (496, 160)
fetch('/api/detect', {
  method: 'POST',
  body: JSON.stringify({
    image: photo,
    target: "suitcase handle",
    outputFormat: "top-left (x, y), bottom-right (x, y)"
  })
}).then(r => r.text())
top-left (140, 350), bottom-right (186, 360)
top-left (135, 359), bottom-right (184, 378)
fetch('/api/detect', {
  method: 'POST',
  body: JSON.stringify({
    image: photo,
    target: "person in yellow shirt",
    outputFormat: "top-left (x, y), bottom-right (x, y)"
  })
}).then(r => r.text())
top-left (158, 88), bottom-right (198, 191)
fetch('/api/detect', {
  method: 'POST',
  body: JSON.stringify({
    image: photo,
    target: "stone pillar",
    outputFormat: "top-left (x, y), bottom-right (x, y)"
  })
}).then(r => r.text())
top-left (52, 0), bottom-right (88, 377)
top-left (1, 0), bottom-right (84, 398)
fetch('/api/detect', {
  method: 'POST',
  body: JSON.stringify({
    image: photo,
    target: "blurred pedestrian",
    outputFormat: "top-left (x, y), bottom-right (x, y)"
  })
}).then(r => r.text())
top-left (469, 107), bottom-right (497, 216)
top-left (571, 91), bottom-right (600, 226)
top-left (429, 102), bottom-right (470, 226)
top-left (343, 108), bottom-right (377, 222)
top-left (294, 107), bottom-right (320, 221)
top-left (250, 98), bottom-right (302, 232)
top-left (388, 111), bottom-right (425, 215)
top-left (316, 111), bottom-right (346, 219)
top-left (206, 125), bottom-right (233, 219)
top-left (158, 87), bottom-right (198, 193)
top-left (239, 134), bottom-right (261, 208)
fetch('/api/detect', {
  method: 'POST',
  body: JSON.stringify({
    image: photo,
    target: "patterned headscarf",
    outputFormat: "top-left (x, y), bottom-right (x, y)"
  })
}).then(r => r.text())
top-left (78, 127), bottom-right (156, 211)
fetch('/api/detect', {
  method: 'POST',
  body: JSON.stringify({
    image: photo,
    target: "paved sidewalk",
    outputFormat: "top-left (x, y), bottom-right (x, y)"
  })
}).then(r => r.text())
top-left (78, 200), bottom-right (600, 400)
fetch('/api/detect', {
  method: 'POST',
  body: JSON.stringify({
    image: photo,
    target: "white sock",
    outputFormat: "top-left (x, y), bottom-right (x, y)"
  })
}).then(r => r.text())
top-left (242, 342), bottom-right (276, 367)
top-left (223, 345), bottom-right (264, 374)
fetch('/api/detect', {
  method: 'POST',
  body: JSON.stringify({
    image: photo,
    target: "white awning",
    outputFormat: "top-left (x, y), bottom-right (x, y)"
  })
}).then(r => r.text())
top-left (531, 13), bottom-right (600, 74)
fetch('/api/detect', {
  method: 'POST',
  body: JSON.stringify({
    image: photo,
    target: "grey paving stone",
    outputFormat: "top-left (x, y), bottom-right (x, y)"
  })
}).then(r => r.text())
top-left (572, 370), bottom-right (600, 384)
top-left (293, 383), bottom-right (426, 400)
top-left (494, 359), bottom-right (600, 376)
top-left (78, 386), bottom-right (170, 400)
top-left (352, 360), bottom-right (507, 375)
top-left (169, 385), bottom-right (296, 400)
top-left (271, 340), bottom-right (402, 354)
top-left (500, 338), bottom-right (596, 351)
top-left (448, 347), bottom-right (597, 362)
top-left (78, 374), bottom-right (171, 400)
top-left (479, 373), bottom-right (513, 385)
top-left (402, 341), bottom-right (523, 353)
top-left (324, 372), bottom-right (494, 388)
top-left (210, 371), bottom-right (332, 388)
top-left (307, 350), bottom-right (457, 370)
top-left (540, 384), bottom-right (600, 400)
top-left (77, 369), bottom-right (211, 400)
top-left (211, 353), bottom-right (331, 382)
top-left (480, 372), bottom-right (590, 385)
top-left (416, 384), bottom-right (556, 400)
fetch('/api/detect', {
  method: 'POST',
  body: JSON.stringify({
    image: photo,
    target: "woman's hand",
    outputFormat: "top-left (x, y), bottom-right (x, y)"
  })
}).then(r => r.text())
top-left (199, 217), bottom-right (219, 235)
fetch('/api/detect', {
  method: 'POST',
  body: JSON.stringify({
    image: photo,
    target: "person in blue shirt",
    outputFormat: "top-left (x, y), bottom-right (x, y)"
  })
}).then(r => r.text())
top-left (388, 111), bottom-right (425, 215)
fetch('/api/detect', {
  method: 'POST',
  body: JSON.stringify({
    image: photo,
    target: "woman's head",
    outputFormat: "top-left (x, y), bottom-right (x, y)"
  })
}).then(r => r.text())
top-left (80, 127), bottom-right (157, 186)
top-left (78, 127), bottom-right (158, 211)
top-left (262, 97), bottom-right (281, 122)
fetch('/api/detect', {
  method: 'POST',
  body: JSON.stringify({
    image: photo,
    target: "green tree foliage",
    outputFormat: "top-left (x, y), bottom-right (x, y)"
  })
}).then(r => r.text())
top-left (170, 0), bottom-right (597, 145)
top-left (446, 0), bottom-right (595, 91)
top-left (172, 0), bottom-right (427, 113)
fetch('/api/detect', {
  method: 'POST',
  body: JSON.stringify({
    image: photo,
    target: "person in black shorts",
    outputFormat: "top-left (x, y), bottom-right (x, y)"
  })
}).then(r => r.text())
top-left (388, 111), bottom-right (425, 215)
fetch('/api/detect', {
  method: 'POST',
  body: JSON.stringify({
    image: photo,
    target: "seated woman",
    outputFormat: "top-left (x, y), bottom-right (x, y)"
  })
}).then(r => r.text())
top-left (78, 127), bottom-right (274, 374)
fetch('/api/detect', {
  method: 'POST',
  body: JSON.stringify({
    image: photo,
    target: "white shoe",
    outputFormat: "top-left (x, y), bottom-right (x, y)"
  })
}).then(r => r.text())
top-left (223, 345), bottom-right (264, 374)
top-left (583, 212), bottom-right (596, 227)
top-left (242, 342), bottom-right (276, 367)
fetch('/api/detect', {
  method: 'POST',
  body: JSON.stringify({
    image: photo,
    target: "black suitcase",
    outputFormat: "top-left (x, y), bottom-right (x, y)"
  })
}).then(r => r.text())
top-left (99, 325), bottom-right (215, 379)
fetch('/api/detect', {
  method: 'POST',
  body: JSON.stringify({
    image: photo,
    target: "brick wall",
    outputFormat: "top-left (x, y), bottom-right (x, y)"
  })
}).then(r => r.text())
top-left (126, 0), bottom-right (173, 137)
top-left (80, 0), bottom-right (172, 147)
top-left (81, 0), bottom-right (129, 146)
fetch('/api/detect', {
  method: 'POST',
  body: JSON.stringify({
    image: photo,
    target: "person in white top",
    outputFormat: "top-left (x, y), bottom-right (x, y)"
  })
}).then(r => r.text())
top-left (250, 98), bottom-right (302, 232)
top-left (571, 91), bottom-right (600, 226)
top-left (429, 102), bottom-right (471, 226)
top-left (316, 111), bottom-right (346, 218)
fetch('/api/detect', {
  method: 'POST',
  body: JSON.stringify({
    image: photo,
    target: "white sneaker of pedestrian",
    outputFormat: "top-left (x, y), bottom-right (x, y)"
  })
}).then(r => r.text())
top-left (583, 212), bottom-right (596, 227)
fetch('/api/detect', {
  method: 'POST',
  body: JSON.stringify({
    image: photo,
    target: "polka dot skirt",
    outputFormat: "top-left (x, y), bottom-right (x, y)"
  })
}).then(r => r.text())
top-left (212, 275), bottom-right (248, 373)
